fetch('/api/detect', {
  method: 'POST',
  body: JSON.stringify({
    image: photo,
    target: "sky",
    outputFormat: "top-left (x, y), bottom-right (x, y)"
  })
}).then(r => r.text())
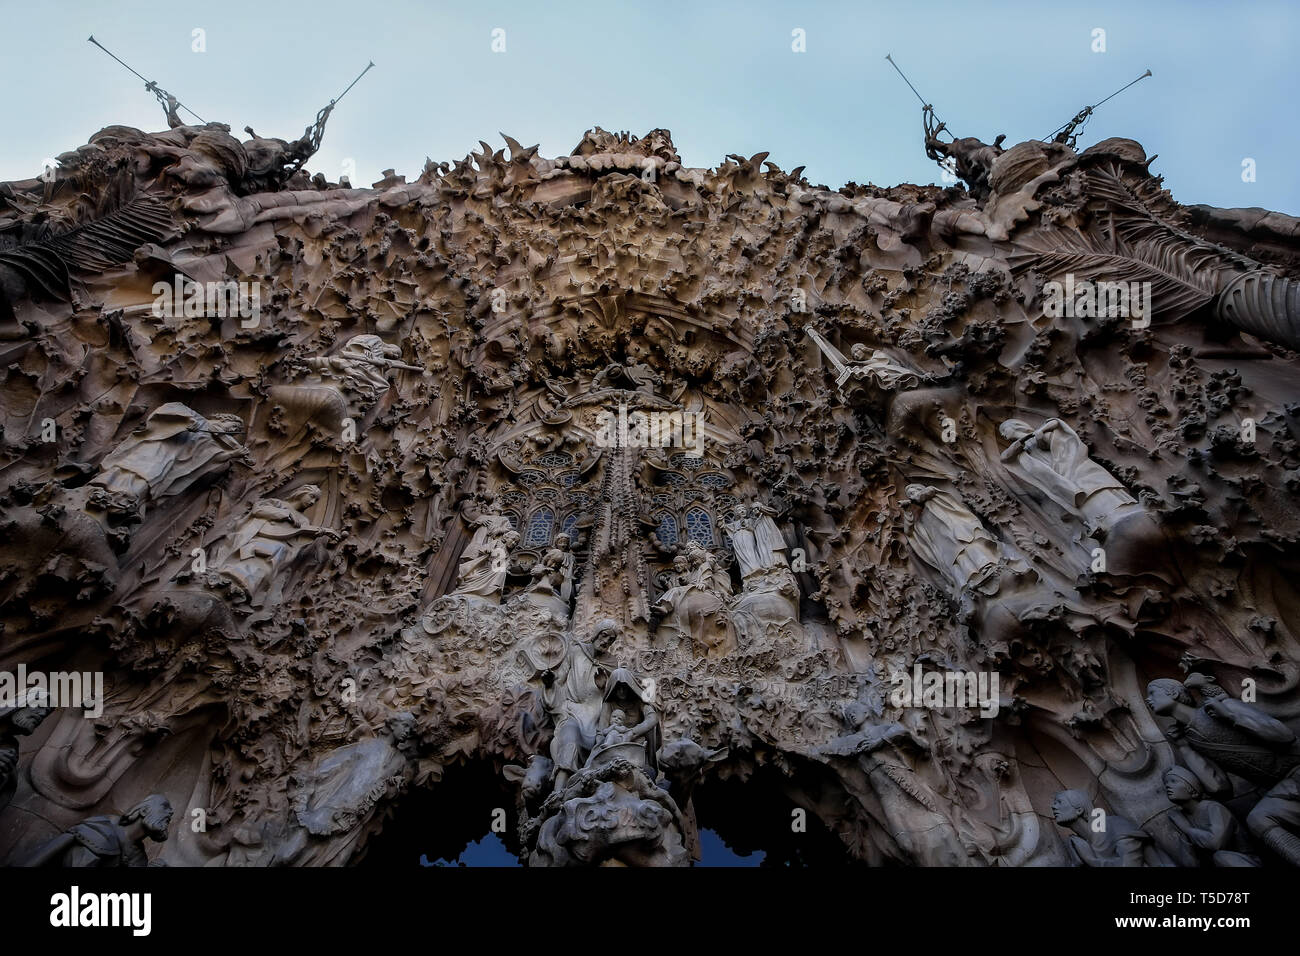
top-left (1, 0), bottom-right (1296, 215)
top-left (417, 828), bottom-right (760, 866)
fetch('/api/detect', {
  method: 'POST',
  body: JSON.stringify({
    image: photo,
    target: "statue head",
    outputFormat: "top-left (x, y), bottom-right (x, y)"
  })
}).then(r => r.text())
top-left (206, 412), bottom-right (245, 437)
top-left (904, 483), bottom-right (929, 503)
top-left (1163, 766), bottom-right (1202, 802)
top-left (554, 533), bottom-right (571, 550)
top-left (342, 334), bottom-right (392, 361)
top-left (122, 793), bottom-right (174, 841)
top-left (672, 555), bottom-right (688, 572)
top-left (1051, 789), bottom-right (1091, 824)
top-left (592, 619), bottom-right (619, 651)
top-left (288, 485), bottom-right (322, 510)
top-left (608, 709), bottom-right (627, 728)
top-left (1146, 678), bottom-right (1192, 716)
top-left (849, 343), bottom-right (869, 361)
top-left (500, 530), bottom-right (520, 550)
top-left (999, 419), bottom-right (1034, 442)
top-left (732, 503), bottom-right (749, 520)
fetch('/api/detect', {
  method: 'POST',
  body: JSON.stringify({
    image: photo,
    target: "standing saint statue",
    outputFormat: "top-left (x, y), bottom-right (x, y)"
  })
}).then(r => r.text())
top-left (903, 484), bottom-right (1003, 591)
top-left (724, 502), bottom-right (788, 579)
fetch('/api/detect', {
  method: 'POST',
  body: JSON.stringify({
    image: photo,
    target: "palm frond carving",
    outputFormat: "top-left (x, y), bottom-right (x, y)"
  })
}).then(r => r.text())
top-left (1009, 215), bottom-right (1223, 323)
top-left (0, 194), bottom-right (175, 304)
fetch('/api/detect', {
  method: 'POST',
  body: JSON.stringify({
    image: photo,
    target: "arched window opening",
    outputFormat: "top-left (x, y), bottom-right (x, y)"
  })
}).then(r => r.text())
top-left (685, 507), bottom-right (713, 547)
top-left (525, 507), bottom-right (555, 548)
top-left (656, 512), bottom-right (679, 548)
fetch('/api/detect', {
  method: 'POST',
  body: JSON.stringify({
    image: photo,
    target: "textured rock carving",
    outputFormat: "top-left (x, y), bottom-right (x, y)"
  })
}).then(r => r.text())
top-left (1, 117), bottom-right (1299, 867)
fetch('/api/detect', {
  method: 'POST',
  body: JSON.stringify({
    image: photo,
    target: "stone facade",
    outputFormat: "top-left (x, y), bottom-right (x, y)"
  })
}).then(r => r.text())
top-left (2, 118), bottom-right (1300, 866)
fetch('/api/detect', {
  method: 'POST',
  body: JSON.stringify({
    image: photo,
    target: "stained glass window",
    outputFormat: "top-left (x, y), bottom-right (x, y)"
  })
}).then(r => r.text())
top-left (656, 512), bottom-right (679, 548)
top-left (525, 507), bottom-right (554, 547)
top-left (517, 471), bottom-right (546, 486)
top-left (660, 472), bottom-right (687, 488)
top-left (531, 452), bottom-right (573, 468)
top-left (560, 513), bottom-right (579, 540)
top-left (533, 486), bottom-right (561, 503)
top-left (670, 454), bottom-right (704, 471)
top-left (685, 507), bottom-right (713, 547)
top-left (504, 511), bottom-right (520, 530)
top-left (697, 473), bottom-right (729, 489)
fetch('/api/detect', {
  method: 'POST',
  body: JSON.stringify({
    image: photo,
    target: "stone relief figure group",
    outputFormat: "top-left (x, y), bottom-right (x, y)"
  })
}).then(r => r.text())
top-left (0, 333), bottom-right (419, 861)
top-left (1042, 672), bottom-right (1300, 867)
top-left (899, 413), bottom-right (1166, 650)
top-left (9, 107), bottom-right (1300, 872)
top-left (651, 500), bottom-right (803, 656)
top-left (511, 619), bottom-right (688, 866)
top-left (1146, 674), bottom-right (1300, 865)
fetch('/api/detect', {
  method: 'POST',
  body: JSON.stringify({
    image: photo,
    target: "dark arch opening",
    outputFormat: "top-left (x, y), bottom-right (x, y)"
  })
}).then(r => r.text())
top-left (355, 760), bottom-right (522, 867)
top-left (689, 762), bottom-right (861, 867)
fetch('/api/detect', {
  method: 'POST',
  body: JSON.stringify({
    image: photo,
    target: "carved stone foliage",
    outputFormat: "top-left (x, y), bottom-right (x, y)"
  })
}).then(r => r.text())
top-left (2, 120), bottom-right (1300, 867)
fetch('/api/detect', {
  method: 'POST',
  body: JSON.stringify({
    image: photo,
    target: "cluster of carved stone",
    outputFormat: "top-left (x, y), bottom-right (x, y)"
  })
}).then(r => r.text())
top-left (1, 116), bottom-right (1299, 866)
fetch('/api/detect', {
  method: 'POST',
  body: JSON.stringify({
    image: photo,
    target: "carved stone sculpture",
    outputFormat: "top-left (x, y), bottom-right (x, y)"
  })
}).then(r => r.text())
top-left (6, 111), bottom-right (1300, 868)
top-left (998, 418), bottom-right (1141, 534)
top-left (89, 403), bottom-right (245, 513)
top-left (903, 484), bottom-right (1003, 592)
top-left (1162, 766), bottom-right (1259, 866)
top-left (652, 541), bottom-right (735, 654)
top-left (208, 485), bottom-right (345, 607)
top-left (0, 694), bottom-right (52, 810)
top-left (23, 794), bottom-right (173, 867)
top-left (1051, 789), bottom-right (1171, 867)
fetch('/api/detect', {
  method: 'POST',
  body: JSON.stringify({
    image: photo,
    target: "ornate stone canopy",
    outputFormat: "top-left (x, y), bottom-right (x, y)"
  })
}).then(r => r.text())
top-left (2, 122), bottom-right (1300, 867)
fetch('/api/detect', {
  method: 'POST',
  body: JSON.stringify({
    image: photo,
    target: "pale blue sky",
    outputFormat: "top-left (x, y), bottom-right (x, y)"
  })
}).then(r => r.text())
top-left (2, 0), bottom-right (1296, 214)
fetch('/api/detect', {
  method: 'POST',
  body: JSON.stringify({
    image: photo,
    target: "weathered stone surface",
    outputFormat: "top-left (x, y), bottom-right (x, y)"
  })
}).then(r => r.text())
top-left (2, 119), bottom-right (1300, 866)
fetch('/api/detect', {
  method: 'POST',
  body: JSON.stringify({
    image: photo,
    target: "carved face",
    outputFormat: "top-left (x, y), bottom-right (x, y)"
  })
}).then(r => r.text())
top-left (1051, 790), bottom-right (1087, 824)
top-left (732, 504), bottom-right (748, 520)
top-left (554, 533), bottom-right (570, 550)
top-left (291, 486), bottom-right (322, 509)
top-left (608, 709), bottom-right (626, 728)
top-left (207, 413), bottom-right (245, 436)
top-left (999, 420), bottom-right (1033, 442)
top-left (1145, 679), bottom-right (1188, 715)
top-left (1163, 770), bottom-right (1199, 802)
top-left (130, 794), bottom-right (175, 840)
top-left (592, 621), bottom-right (619, 650)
